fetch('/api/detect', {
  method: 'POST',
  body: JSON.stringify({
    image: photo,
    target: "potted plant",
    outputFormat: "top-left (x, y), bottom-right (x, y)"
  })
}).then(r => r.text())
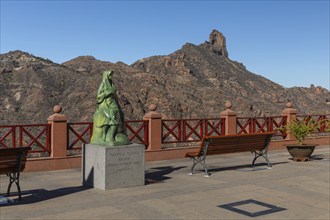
top-left (283, 119), bottom-right (319, 162)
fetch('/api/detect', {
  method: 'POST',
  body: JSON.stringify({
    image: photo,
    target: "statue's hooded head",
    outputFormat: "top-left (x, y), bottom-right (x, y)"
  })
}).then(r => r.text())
top-left (103, 70), bottom-right (114, 81)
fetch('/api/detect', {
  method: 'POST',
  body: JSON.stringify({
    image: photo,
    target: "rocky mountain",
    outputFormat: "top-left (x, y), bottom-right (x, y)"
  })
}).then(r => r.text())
top-left (1, 30), bottom-right (329, 125)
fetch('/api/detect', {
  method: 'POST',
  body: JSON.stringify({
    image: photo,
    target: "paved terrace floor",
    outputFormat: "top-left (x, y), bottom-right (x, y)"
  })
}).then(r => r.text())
top-left (1, 146), bottom-right (329, 220)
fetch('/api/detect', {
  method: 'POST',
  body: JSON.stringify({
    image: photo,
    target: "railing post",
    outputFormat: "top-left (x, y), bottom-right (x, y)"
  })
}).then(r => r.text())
top-left (12, 127), bottom-right (16, 148)
top-left (143, 104), bottom-right (162, 151)
top-left (220, 101), bottom-right (237, 135)
top-left (47, 105), bottom-right (67, 157)
top-left (282, 102), bottom-right (298, 140)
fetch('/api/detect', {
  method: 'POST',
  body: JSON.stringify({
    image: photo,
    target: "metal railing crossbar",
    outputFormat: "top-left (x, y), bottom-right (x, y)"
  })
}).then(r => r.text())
top-left (162, 121), bottom-right (181, 142)
top-left (0, 127), bottom-right (15, 148)
top-left (125, 123), bottom-right (145, 143)
top-left (68, 125), bottom-right (91, 149)
top-left (20, 127), bottom-right (46, 150)
top-left (183, 120), bottom-right (203, 141)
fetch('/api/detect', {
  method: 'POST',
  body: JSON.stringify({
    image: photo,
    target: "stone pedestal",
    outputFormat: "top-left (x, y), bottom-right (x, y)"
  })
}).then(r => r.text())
top-left (82, 143), bottom-right (145, 190)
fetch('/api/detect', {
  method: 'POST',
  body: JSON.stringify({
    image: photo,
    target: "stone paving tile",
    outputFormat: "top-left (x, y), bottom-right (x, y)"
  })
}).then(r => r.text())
top-left (299, 180), bottom-right (330, 194)
top-left (151, 197), bottom-right (230, 220)
top-left (28, 206), bottom-right (123, 219)
top-left (314, 213), bottom-right (330, 220)
top-left (258, 186), bottom-right (330, 211)
top-left (269, 200), bottom-right (329, 220)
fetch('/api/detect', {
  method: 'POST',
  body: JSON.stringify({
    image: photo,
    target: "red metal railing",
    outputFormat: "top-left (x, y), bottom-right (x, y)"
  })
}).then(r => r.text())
top-left (296, 114), bottom-right (330, 133)
top-left (2, 114), bottom-right (328, 156)
top-left (0, 124), bottom-right (51, 154)
top-left (162, 118), bottom-right (226, 143)
top-left (67, 122), bottom-right (93, 150)
top-left (236, 116), bottom-right (287, 138)
top-left (125, 120), bottom-right (149, 147)
top-left (67, 120), bottom-right (149, 149)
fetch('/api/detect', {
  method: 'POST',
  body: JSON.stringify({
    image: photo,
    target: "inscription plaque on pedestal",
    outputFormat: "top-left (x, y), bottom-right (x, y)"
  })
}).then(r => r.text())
top-left (82, 143), bottom-right (145, 190)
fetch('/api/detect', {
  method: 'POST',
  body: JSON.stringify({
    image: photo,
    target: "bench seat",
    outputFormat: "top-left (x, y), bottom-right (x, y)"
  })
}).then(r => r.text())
top-left (185, 132), bottom-right (275, 176)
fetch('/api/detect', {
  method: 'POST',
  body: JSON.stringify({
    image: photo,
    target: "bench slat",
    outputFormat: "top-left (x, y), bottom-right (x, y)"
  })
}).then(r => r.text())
top-left (0, 147), bottom-right (30, 173)
top-left (0, 166), bottom-right (18, 173)
top-left (206, 147), bottom-right (262, 155)
top-left (201, 133), bottom-right (273, 154)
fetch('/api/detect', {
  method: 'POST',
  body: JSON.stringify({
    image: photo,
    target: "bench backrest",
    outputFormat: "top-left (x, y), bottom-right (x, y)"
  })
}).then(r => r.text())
top-left (0, 147), bottom-right (31, 175)
top-left (198, 132), bottom-right (275, 156)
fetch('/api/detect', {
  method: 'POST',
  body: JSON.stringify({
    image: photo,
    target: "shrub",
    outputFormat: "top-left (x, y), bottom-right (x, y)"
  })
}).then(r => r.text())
top-left (284, 120), bottom-right (317, 145)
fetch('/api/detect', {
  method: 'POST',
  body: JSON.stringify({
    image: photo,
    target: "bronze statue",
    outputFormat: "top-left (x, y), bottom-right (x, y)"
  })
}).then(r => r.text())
top-left (91, 70), bottom-right (130, 146)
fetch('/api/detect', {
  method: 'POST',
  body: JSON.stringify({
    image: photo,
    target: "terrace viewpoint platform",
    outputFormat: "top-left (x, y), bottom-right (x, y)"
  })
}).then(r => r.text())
top-left (1, 146), bottom-right (329, 219)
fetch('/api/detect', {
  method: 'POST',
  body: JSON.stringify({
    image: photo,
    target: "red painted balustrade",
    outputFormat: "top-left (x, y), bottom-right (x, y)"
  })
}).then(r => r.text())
top-left (162, 118), bottom-right (226, 143)
top-left (236, 116), bottom-right (288, 138)
top-left (1, 114), bottom-right (329, 157)
top-left (296, 114), bottom-right (330, 133)
top-left (0, 124), bottom-right (51, 155)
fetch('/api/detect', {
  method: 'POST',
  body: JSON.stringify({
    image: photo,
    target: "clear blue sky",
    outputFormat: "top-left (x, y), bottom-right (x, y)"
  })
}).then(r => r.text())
top-left (1, 0), bottom-right (329, 89)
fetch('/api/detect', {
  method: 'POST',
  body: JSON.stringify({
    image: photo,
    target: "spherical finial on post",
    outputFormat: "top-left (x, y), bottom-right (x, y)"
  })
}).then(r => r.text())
top-left (149, 104), bottom-right (157, 112)
top-left (225, 101), bottom-right (232, 109)
top-left (48, 105), bottom-right (66, 122)
top-left (286, 102), bottom-right (293, 109)
top-left (53, 105), bottom-right (62, 114)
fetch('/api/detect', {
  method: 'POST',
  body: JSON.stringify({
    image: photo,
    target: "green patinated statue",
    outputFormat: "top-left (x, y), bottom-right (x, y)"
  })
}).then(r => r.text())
top-left (91, 70), bottom-right (130, 146)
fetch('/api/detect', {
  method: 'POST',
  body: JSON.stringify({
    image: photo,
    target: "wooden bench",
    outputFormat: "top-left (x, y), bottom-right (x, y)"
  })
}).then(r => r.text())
top-left (185, 132), bottom-right (275, 177)
top-left (0, 147), bottom-right (31, 200)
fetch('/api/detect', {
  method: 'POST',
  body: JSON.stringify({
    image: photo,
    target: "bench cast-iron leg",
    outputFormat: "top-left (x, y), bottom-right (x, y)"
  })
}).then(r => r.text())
top-left (189, 158), bottom-right (198, 175)
top-left (252, 150), bottom-right (272, 169)
top-left (189, 156), bottom-right (210, 177)
top-left (7, 172), bottom-right (22, 200)
top-left (188, 141), bottom-right (210, 177)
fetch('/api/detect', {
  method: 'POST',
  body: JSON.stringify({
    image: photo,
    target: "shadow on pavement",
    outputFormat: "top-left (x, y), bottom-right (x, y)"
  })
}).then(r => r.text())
top-left (310, 154), bottom-right (327, 160)
top-left (197, 161), bottom-right (289, 175)
top-left (145, 166), bottom-right (186, 184)
top-left (0, 185), bottom-right (90, 207)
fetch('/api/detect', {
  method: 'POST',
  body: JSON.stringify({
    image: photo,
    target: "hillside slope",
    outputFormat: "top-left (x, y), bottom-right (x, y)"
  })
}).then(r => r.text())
top-left (0, 30), bottom-right (328, 124)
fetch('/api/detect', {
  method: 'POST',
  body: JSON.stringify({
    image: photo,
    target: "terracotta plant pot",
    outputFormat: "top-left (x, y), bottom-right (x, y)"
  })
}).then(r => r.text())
top-left (286, 145), bottom-right (316, 162)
